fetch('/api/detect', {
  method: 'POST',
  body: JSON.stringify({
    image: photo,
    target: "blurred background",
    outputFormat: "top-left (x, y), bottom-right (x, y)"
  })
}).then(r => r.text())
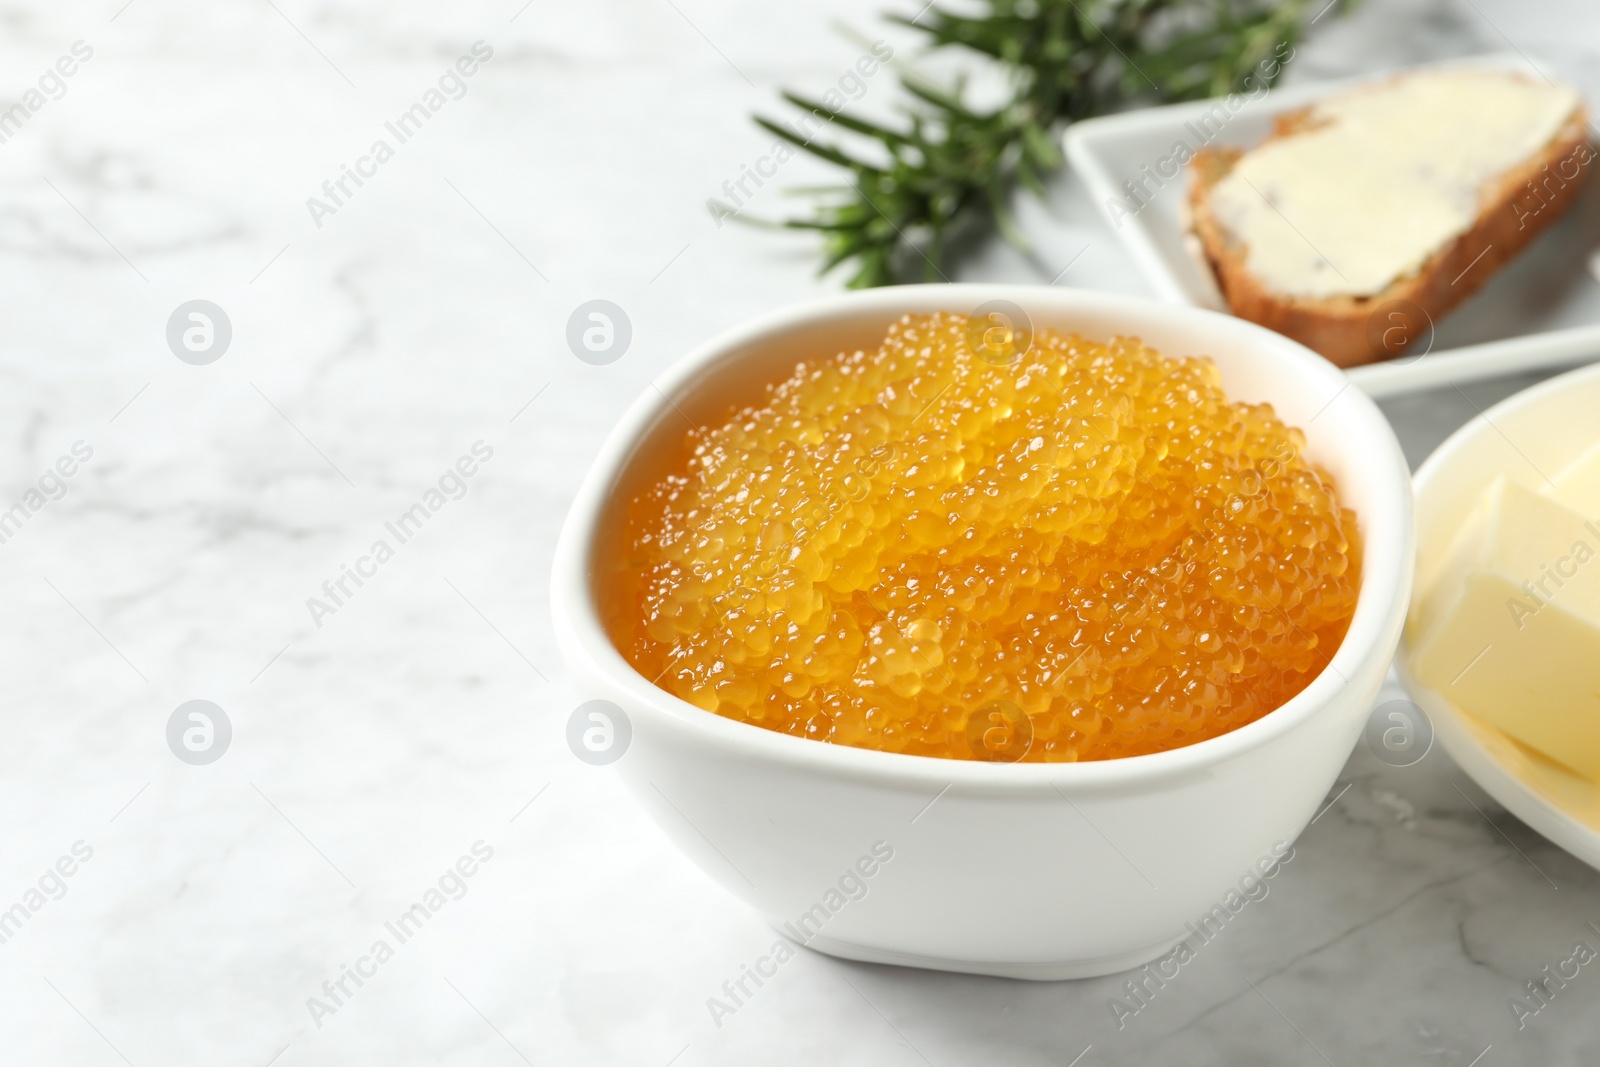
top-left (1, 1), bottom-right (1598, 1063)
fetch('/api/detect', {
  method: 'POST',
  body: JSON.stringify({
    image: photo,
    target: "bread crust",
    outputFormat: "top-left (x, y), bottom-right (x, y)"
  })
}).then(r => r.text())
top-left (1188, 94), bottom-right (1594, 368)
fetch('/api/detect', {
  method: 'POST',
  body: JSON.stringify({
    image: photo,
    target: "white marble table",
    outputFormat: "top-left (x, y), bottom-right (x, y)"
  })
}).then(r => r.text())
top-left (4, 0), bottom-right (1599, 1063)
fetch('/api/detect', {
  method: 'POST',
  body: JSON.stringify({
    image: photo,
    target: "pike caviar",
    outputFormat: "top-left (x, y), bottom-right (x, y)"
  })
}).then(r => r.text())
top-left (602, 313), bottom-right (1360, 762)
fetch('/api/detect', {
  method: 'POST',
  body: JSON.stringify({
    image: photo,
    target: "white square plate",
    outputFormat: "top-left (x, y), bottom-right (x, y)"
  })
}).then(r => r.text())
top-left (1064, 52), bottom-right (1600, 398)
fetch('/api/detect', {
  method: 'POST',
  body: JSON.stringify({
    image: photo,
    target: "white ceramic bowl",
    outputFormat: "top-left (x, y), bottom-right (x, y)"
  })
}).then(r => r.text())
top-left (1397, 362), bottom-right (1600, 873)
top-left (552, 284), bottom-right (1413, 979)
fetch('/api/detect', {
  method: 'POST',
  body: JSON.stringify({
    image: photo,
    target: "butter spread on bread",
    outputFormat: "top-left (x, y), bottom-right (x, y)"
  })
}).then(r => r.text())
top-left (1212, 70), bottom-right (1578, 297)
top-left (1189, 68), bottom-right (1591, 367)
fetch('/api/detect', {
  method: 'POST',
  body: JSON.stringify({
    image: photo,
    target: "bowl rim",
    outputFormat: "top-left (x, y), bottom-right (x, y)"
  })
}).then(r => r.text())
top-left (551, 283), bottom-right (1414, 789)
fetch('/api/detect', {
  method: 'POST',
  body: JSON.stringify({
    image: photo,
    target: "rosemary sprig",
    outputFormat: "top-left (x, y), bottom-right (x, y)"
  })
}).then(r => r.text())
top-left (757, 0), bottom-right (1338, 288)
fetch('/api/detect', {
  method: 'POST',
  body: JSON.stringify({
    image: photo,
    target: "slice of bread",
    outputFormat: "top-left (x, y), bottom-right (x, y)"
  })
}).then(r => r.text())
top-left (1189, 76), bottom-right (1593, 368)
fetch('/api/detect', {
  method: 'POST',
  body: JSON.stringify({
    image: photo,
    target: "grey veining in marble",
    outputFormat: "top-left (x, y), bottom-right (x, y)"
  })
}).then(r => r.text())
top-left (4, 0), bottom-right (1600, 1064)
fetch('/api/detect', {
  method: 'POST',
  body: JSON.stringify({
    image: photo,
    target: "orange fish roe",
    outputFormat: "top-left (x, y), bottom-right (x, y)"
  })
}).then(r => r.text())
top-left (602, 312), bottom-right (1360, 762)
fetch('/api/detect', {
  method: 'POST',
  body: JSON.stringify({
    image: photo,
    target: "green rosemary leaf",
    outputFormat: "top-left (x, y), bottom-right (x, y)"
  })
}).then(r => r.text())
top-left (749, 0), bottom-right (1346, 286)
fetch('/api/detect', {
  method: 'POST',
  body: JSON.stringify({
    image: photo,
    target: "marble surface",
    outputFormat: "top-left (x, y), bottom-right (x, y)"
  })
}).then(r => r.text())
top-left (4, 0), bottom-right (1600, 1064)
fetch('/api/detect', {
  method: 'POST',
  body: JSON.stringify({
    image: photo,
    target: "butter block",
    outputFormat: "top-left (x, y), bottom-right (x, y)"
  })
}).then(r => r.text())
top-left (1414, 478), bottom-right (1600, 643)
top-left (1412, 478), bottom-right (1600, 780)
